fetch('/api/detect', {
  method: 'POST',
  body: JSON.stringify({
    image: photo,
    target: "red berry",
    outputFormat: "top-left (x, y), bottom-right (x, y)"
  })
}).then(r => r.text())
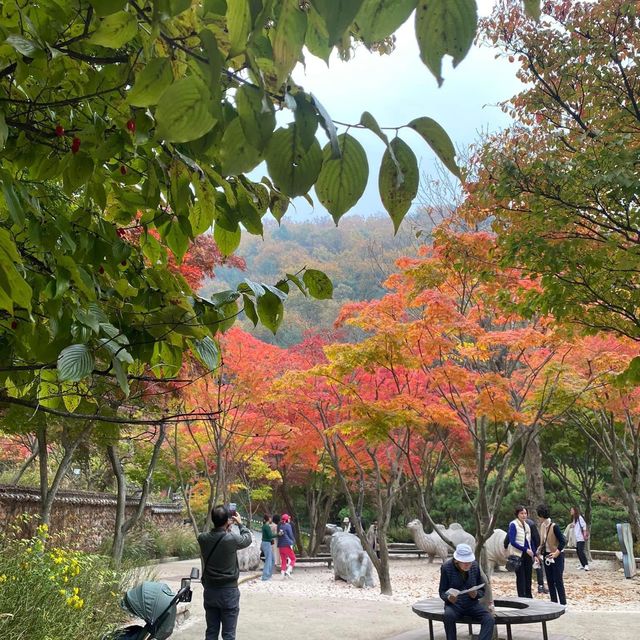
top-left (116, 228), bottom-right (126, 238)
top-left (121, 260), bottom-right (127, 266)
top-left (120, 165), bottom-right (127, 175)
top-left (71, 137), bottom-right (81, 153)
top-left (126, 119), bottom-right (136, 133)
top-left (55, 125), bottom-right (64, 137)
top-left (11, 320), bottom-right (17, 330)
top-left (99, 266), bottom-right (105, 274)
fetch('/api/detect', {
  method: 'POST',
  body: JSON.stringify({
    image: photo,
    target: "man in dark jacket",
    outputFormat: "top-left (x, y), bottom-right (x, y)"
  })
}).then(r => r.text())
top-left (438, 544), bottom-right (494, 640)
top-left (197, 505), bottom-right (252, 640)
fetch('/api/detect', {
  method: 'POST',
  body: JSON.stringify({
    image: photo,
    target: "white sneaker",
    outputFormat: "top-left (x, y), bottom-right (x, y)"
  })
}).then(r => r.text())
top-left (577, 564), bottom-right (583, 569)
top-left (281, 571), bottom-right (286, 578)
top-left (584, 565), bottom-right (590, 571)
top-left (285, 566), bottom-right (293, 577)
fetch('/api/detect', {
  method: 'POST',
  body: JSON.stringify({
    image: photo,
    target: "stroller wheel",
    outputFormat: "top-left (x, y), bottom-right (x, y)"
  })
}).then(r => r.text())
top-left (103, 624), bottom-right (146, 640)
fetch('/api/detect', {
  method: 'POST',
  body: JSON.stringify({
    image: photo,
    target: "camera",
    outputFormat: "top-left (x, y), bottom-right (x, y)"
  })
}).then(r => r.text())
top-left (229, 502), bottom-right (237, 516)
top-left (545, 556), bottom-right (555, 566)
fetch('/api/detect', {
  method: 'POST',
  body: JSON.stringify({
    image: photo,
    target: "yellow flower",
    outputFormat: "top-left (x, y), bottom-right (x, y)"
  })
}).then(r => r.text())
top-left (0, 574), bottom-right (7, 583)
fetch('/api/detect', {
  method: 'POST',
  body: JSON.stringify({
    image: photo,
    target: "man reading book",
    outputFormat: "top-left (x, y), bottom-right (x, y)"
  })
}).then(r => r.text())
top-left (438, 543), bottom-right (495, 640)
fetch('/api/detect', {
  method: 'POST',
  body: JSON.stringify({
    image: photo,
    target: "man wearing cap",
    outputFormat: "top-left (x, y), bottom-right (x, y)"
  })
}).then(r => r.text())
top-left (198, 504), bottom-right (252, 640)
top-left (438, 543), bottom-right (495, 640)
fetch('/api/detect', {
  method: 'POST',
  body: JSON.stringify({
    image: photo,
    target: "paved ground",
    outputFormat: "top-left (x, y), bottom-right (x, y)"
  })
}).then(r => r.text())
top-left (155, 559), bottom-right (640, 640)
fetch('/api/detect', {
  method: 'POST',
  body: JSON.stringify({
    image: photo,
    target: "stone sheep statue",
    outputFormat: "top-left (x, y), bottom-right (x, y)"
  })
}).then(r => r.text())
top-left (407, 519), bottom-right (448, 563)
top-left (323, 523), bottom-right (341, 546)
top-left (237, 529), bottom-right (261, 571)
top-left (330, 531), bottom-right (375, 588)
top-left (483, 528), bottom-right (509, 577)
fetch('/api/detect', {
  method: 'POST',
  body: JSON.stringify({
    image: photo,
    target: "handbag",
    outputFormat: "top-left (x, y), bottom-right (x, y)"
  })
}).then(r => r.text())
top-left (580, 521), bottom-right (590, 541)
top-left (506, 554), bottom-right (522, 572)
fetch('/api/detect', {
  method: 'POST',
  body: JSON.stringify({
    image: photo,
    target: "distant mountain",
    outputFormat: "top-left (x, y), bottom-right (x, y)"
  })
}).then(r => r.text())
top-left (202, 212), bottom-right (434, 346)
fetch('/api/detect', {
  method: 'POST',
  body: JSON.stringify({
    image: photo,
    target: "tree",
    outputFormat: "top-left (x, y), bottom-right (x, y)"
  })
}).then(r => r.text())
top-left (0, 0), bottom-right (505, 424)
top-left (473, 0), bottom-right (640, 359)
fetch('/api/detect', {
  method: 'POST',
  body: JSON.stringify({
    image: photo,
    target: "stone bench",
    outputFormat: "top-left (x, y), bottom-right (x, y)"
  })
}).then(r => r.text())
top-left (413, 597), bottom-right (565, 640)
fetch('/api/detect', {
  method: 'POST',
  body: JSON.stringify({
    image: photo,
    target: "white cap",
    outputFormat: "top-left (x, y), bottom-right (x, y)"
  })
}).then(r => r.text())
top-left (453, 543), bottom-right (475, 563)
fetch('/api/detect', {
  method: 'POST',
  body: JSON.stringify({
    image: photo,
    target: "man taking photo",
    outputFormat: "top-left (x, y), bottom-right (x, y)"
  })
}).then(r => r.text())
top-left (198, 505), bottom-right (252, 640)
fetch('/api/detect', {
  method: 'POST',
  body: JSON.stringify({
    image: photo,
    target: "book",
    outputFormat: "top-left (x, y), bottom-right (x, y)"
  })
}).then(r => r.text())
top-left (445, 583), bottom-right (485, 597)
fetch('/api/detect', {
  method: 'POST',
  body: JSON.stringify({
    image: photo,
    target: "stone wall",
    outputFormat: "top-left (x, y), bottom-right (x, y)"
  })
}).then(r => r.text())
top-left (0, 484), bottom-right (184, 551)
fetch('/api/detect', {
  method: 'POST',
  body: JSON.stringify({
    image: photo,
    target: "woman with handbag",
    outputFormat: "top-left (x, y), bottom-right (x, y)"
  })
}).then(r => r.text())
top-left (507, 505), bottom-right (534, 598)
top-left (570, 506), bottom-right (590, 571)
top-left (536, 504), bottom-right (567, 606)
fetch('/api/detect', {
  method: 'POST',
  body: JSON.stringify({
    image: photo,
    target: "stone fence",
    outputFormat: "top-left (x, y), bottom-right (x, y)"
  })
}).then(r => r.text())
top-left (0, 484), bottom-right (184, 551)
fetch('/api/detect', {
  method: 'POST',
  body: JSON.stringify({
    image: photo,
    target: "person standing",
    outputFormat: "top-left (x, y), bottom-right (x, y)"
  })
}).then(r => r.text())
top-left (507, 505), bottom-right (534, 598)
top-left (526, 515), bottom-right (548, 594)
top-left (438, 543), bottom-right (495, 640)
top-left (536, 504), bottom-right (567, 606)
top-left (197, 505), bottom-right (252, 640)
top-left (277, 513), bottom-right (296, 578)
top-left (570, 506), bottom-right (590, 571)
top-left (366, 520), bottom-right (380, 558)
top-left (270, 514), bottom-right (281, 570)
top-left (261, 513), bottom-right (275, 581)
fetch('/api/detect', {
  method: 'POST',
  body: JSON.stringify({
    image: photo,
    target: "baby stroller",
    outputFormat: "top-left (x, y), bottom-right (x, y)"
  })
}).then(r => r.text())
top-left (105, 568), bottom-right (199, 640)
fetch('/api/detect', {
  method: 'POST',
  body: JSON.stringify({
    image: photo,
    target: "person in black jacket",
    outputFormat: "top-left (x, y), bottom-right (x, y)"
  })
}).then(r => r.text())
top-left (197, 505), bottom-right (252, 640)
top-left (438, 544), bottom-right (495, 640)
top-left (535, 504), bottom-right (567, 606)
top-left (526, 516), bottom-right (548, 594)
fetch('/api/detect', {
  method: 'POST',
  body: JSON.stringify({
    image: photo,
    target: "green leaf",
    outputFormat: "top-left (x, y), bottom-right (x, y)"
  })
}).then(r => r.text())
top-left (316, 133), bottom-right (369, 224)
top-left (415, 0), bottom-right (477, 86)
top-left (408, 116), bottom-right (461, 179)
top-left (111, 357), bottom-right (130, 396)
top-left (305, 4), bottom-right (331, 62)
top-left (312, 0), bottom-right (365, 47)
top-left (192, 336), bottom-right (220, 370)
top-left (214, 222), bottom-right (241, 256)
top-left (272, 0), bottom-right (307, 85)
top-left (523, 0), bottom-right (541, 21)
top-left (155, 76), bottom-right (216, 143)
top-left (0, 111), bottom-right (8, 151)
top-left (311, 93), bottom-right (339, 158)
top-left (293, 93), bottom-right (319, 150)
top-left (236, 85), bottom-right (276, 150)
top-left (191, 178), bottom-right (217, 235)
top-left (57, 344), bottom-right (95, 382)
top-left (355, 0), bottom-right (418, 45)
top-left (242, 294), bottom-right (259, 326)
top-left (257, 290), bottom-right (284, 334)
top-left (286, 272), bottom-right (308, 296)
top-left (88, 0), bottom-right (127, 17)
top-left (265, 127), bottom-right (323, 197)
top-left (219, 118), bottom-right (263, 176)
top-left (378, 137), bottom-right (418, 232)
top-left (0, 227), bottom-right (32, 313)
top-left (227, 0), bottom-right (252, 56)
top-left (128, 57), bottom-right (174, 107)
top-left (5, 34), bottom-right (41, 57)
top-left (87, 10), bottom-right (138, 49)
top-left (303, 268), bottom-right (333, 300)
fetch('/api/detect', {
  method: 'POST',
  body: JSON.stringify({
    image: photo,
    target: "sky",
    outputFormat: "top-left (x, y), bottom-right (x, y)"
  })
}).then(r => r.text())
top-left (277, 0), bottom-right (524, 221)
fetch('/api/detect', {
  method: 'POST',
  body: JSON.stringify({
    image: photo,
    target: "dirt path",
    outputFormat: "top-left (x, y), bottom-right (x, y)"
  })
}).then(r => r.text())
top-left (158, 557), bottom-right (640, 640)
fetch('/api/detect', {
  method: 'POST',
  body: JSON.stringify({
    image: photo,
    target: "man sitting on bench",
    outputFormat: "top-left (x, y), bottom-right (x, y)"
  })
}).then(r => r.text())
top-left (438, 543), bottom-right (495, 640)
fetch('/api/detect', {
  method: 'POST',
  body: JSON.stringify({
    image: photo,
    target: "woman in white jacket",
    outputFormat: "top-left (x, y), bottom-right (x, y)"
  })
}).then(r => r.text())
top-left (508, 505), bottom-right (534, 598)
top-left (570, 506), bottom-right (590, 571)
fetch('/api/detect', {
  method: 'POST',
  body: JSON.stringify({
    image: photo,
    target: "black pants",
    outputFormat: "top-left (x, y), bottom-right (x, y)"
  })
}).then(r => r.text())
top-left (535, 564), bottom-right (545, 587)
top-left (515, 552), bottom-right (533, 598)
top-left (543, 553), bottom-right (566, 605)
top-left (576, 541), bottom-right (589, 567)
top-left (204, 587), bottom-right (240, 640)
top-left (443, 602), bottom-right (495, 640)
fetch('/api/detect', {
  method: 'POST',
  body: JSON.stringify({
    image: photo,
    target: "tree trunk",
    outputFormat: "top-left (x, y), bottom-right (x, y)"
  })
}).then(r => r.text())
top-left (523, 430), bottom-right (546, 509)
top-left (12, 440), bottom-right (38, 484)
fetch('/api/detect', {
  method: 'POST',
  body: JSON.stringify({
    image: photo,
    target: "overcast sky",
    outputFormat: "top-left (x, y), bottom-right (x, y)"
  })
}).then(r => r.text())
top-left (277, 0), bottom-right (523, 221)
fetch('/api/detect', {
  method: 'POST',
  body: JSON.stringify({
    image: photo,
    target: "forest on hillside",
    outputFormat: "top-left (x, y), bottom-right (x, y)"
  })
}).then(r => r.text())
top-left (202, 210), bottom-right (437, 346)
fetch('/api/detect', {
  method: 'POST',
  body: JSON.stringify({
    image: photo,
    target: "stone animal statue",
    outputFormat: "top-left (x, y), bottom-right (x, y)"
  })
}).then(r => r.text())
top-left (330, 531), bottom-right (375, 588)
top-left (237, 530), bottom-right (261, 571)
top-left (323, 523), bottom-right (341, 546)
top-left (483, 528), bottom-right (509, 577)
top-left (406, 519), bottom-right (448, 563)
top-left (435, 522), bottom-right (476, 548)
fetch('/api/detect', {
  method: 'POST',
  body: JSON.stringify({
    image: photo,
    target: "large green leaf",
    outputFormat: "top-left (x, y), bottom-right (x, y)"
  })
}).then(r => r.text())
top-left (128, 58), bottom-right (174, 107)
top-left (408, 116), bottom-right (461, 178)
top-left (315, 133), bottom-right (369, 224)
top-left (265, 127), bottom-right (322, 197)
top-left (415, 0), bottom-right (477, 86)
top-left (192, 336), bottom-right (220, 370)
top-left (227, 0), bottom-right (252, 56)
top-left (312, 0), bottom-right (365, 47)
top-left (57, 344), bottom-right (95, 382)
top-left (303, 268), bottom-right (333, 300)
top-left (214, 221), bottom-right (241, 256)
top-left (88, 0), bottom-right (127, 17)
top-left (87, 10), bottom-right (138, 49)
top-left (257, 290), bottom-right (284, 334)
top-left (219, 118), bottom-right (263, 176)
top-left (155, 76), bottom-right (217, 143)
top-left (236, 85), bottom-right (276, 150)
top-left (355, 0), bottom-right (418, 45)
top-left (378, 137), bottom-right (418, 232)
top-left (0, 227), bottom-right (32, 313)
top-left (272, 0), bottom-right (307, 85)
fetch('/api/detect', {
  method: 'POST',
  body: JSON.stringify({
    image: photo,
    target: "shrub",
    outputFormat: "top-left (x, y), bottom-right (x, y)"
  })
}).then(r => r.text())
top-left (154, 525), bottom-right (198, 560)
top-left (0, 518), bottom-right (127, 640)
